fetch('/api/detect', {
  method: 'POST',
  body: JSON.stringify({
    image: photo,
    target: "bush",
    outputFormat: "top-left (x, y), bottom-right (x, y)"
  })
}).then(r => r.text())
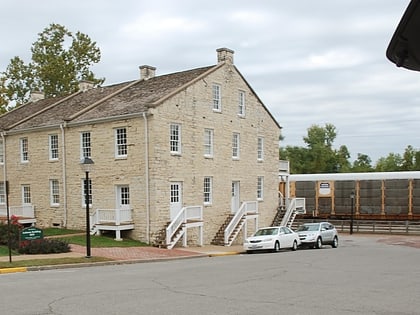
top-left (18, 239), bottom-right (71, 255)
top-left (0, 217), bottom-right (21, 249)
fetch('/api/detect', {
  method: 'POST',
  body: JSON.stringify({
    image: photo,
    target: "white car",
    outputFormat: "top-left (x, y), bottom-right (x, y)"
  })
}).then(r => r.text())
top-left (296, 222), bottom-right (338, 249)
top-left (243, 226), bottom-right (301, 253)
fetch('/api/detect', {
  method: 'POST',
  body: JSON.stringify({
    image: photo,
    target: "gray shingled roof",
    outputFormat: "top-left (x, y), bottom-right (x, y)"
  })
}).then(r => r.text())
top-left (0, 65), bottom-right (215, 132)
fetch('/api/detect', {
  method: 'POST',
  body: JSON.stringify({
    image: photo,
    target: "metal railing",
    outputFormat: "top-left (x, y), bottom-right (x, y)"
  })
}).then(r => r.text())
top-left (292, 219), bottom-right (420, 235)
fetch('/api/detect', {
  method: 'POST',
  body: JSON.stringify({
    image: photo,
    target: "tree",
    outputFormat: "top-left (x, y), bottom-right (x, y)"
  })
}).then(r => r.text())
top-left (352, 153), bottom-right (374, 172)
top-left (280, 123), bottom-right (352, 174)
top-left (401, 145), bottom-right (418, 171)
top-left (303, 123), bottom-right (340, 173)
top-left (0, 23), bottom-right (104, 111)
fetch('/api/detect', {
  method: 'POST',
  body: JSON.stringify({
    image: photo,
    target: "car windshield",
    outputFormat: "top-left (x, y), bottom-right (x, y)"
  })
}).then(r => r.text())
top-left (254, 228), bottom-right (278, 236)
top-left (297, 224), bottom-right (319, 232)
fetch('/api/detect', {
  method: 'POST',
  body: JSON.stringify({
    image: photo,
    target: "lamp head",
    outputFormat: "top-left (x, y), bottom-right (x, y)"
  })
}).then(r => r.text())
top-left (80, 157), bottom-right (94, 173)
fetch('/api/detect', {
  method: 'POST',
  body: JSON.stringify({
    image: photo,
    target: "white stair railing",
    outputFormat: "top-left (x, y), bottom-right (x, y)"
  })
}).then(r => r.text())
top-left (280, 198), bottom-right (306, 227)
top-left (224, 201), bottom-right (258, 246)
top-left (166, 205), bottom-right (203, 249)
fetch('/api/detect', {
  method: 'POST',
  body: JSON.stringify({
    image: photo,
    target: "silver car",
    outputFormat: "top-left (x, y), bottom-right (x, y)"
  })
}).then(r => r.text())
top-left (243, 226), bottom-right (301, 253)
top-left (296, 222), bottom-right (338, 249)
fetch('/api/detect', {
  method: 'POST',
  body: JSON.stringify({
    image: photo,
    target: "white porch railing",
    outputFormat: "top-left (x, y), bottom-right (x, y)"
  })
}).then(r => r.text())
top-left (91, 208), bottom-right (133, 228)
top-left (0, 205), bottom-right (35, 218)
top-left (166, 205), bottom-right (203, 249)
top-left (280, 198), bottom-right (306, 227)
top-left (224, 201), bottom-right (258, 246)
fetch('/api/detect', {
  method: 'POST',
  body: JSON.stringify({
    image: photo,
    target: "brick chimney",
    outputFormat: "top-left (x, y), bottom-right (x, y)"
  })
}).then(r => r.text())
top-left (30, 90), bottom-right (44, 102)
top-left (217, 48), bottom-right (234, 65)
top-left (79, 80), bottom-right (95, 92)
top-left (139, 65), bottom-right (156, 80)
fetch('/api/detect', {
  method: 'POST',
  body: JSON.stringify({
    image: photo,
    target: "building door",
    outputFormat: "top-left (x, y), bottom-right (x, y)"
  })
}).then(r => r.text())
top-left (116, 185), bottom-right (130, 222)
top-left (231, 181), bottom-right (240, 213)
top-left (116, 185), bottom-right (130, 210)
top-left (170, 182), bottom-right (182, 220)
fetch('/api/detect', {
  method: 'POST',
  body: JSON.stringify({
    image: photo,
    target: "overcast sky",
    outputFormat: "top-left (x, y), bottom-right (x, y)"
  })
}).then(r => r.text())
top-left (1, 0), bottom-right (419, 164)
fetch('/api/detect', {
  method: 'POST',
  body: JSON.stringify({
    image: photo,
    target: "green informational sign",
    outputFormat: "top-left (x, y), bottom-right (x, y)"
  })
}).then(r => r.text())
top-left (21, 227), bottom-right (44, 241)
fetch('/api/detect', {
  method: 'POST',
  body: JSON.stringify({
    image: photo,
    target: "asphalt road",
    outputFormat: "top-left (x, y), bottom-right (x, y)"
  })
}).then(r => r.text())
top-left (1, 235), bottom-right (419, 315)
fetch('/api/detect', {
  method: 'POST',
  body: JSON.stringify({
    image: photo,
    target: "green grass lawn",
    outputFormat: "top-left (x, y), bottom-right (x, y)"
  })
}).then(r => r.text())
top-left (0, 256), bottom-right (113, 268)
top-left (61, 234), bottom-right (148, 247)
top-left (43, 227), bottom-right (84, 237)
top-left (0, 227), bottom-right (149, 269)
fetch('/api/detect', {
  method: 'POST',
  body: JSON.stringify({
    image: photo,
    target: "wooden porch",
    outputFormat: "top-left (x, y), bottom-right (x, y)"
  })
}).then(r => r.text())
top-left (90, 208), bottom-right (134, 241)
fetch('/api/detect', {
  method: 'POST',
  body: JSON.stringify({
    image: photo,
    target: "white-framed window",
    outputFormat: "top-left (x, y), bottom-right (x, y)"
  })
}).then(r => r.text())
top-left (22, 185), bottom-right (31, 204)
top-left (232, 133), bottom-right (240, 159)
top-left (204, 177), bottom-right (212, 204)
top-left (115, 127), bottom-right (127, 158)
top-left (170, 183), bottom-right (180, 203)
top-left (238, 90), bottom-right (246, 116)
top-left (82, 178), bottom-right (92, 207)
top-left (257, 176), bottom-right (264, 200)
top-left (170, 123), bottom-right (181, 154)
top-left (212, 84), bottom-right (221, 111)
top-left (204, 128), bottom-right (214, 157)
top-left (0, 139), bottom-right (4, 164)
top-left (257, 137), bottom-right (264, 161)
top-left (20, 137), bottom-right (29, 162)
top-left (0, 182), bottom-right (5, 204)
top-left (50, 179), bottom-right (60, 206)
top-left (49, 134), bottom-right (59, 160)
top-left (81, 132), bottom-right (91, 158)
top-left (120, 186), bottom-right (130, 205)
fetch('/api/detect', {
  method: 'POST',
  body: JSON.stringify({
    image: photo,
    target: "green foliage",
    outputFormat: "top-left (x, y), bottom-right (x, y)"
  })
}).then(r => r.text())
top-left (0, 23), bottom-right (104, 110)
top-left (0, 218), bottom-right (21, 249)
top-left (352, 153), bottom-right (374, 172)
top-left (281, 123), bottom-right (350, 173)
top-left (280, 123), bottom-right (420, 174)
top-left (18, 239), bottom-right (70, 254)
top-left (0, 220), bottom-right (70, 254)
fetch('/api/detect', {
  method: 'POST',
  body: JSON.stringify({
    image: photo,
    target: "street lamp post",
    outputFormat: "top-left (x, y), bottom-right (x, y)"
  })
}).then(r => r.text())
top-left (350, 191), bottom-right (355, 235)
top-left (80, 157), bottom-right (94, 258)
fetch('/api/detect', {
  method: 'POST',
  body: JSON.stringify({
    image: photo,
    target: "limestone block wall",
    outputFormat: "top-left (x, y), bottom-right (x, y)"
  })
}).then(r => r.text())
top-left (147, 63), bottom-right (280, 244)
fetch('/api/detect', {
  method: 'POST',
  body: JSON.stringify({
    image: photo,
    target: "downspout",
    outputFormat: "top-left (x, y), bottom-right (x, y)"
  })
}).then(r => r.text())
top-left (1, 132), bottom-right (7, 209)
top-left (143, 112), bottom-right (150, 244)
top-left (60, 123), bottom-right (68, 227)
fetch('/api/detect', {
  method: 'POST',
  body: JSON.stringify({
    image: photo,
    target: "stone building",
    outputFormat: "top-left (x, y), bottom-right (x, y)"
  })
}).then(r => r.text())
top-left (0, 48), bottom-right (282, 247)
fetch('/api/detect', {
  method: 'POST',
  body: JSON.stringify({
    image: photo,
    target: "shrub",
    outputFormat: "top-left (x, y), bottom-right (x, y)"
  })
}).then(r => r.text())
top-left (18, 239), bottom-right (71, 255)
top-left (0, 217), bottom-right (21, 249)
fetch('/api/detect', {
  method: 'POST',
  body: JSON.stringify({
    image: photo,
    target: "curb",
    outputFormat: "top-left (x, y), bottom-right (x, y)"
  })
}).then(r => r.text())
top-left (0, 267), bottom-right (27, 274)
top-left (0, 251), bottom-right (243, 273)
top-left (0, 253), bottom-right (210, 273)
top-left (208, 251), bottom-right (243, 257)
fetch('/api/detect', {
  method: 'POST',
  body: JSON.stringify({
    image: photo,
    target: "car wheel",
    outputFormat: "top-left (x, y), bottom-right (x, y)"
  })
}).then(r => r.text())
top-left (274, 241), bottom-right (280, 252)
top-left (315, 237), bottom-right (322, 249)
top-left (291, 240), bottom-right (298, 251)
top-left (332, 236), bottom-right (338, 248)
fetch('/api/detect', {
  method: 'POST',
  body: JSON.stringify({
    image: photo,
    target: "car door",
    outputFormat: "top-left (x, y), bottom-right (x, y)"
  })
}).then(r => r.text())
top-left (280, 227), bottom-right (293, 248)
top-left (321, 223), bottom-right (333, 242)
